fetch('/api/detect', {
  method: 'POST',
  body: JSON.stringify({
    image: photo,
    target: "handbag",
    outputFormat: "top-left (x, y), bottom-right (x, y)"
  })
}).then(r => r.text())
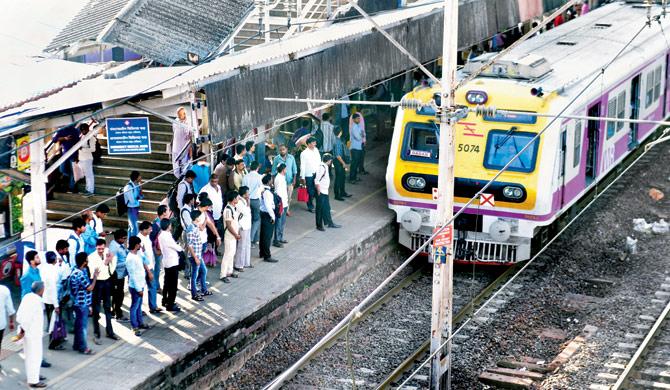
top-left (297, 186), bottom-right (309, 203)
top-left (202, 245), bottom-right (218, 267)
top-left (50, 312), bottom-right (68, 344)
top-left (177, 250), bottom-right (187, 271)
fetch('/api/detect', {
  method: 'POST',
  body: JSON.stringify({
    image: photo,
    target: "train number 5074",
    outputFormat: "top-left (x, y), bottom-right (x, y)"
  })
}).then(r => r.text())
top-left (457, 144), bottom-right (480, 153)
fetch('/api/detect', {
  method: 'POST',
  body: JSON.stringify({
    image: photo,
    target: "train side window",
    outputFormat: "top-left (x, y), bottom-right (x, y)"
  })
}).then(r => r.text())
top-left (646, 71), bottom-right (655, 108)
top-left (402, 122), bottom-right (439, 162)
top-left (654, 66), bottom-right (662, 102)
top-left (606, 98), bottom-right (617, 139)
top-left (483, 130), bottom-right (539, 173)
top-left (617, 91), bottom-right (626, 131)
top-left (573, 120), bottom-right (582, 168)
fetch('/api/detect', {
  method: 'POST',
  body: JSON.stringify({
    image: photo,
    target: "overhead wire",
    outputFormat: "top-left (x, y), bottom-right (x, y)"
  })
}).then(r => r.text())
top-left (264, 7), bottom-right (655, 389)
top-left (397, 19), bottom-right (651, 388)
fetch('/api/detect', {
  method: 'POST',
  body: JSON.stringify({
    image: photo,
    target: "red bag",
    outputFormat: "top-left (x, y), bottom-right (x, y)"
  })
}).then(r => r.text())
top-left (297, 186), bottom-right (309, 203)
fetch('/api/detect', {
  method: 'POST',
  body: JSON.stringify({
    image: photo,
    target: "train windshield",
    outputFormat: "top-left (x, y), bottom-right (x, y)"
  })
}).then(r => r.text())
top-left (402, 122), bottom-right (439, 162)
top-left (484, 130), bottom-right (539, 173)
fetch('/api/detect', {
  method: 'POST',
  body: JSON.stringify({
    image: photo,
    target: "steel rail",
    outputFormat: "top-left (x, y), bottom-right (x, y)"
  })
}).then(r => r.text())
top-left (612, 299), bottom-right (670, 389)
top-left (375, 263), bottom-right (520, 389)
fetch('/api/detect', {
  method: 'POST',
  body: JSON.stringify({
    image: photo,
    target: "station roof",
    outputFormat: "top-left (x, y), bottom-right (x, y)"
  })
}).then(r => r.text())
top-left (45, 0), bottom-right (254, 65)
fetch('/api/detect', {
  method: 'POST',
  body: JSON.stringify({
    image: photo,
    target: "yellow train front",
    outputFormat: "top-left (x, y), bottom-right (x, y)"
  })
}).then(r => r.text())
top-left (385, 81), bottom-right (555, 264)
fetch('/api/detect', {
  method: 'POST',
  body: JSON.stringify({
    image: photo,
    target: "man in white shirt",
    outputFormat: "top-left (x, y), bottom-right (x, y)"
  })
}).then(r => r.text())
top-left (78, 123), bottom-right (96, 196)
top-left (39, 252), bottom-right (60, 346)
top-left (157, 219), bottom-right (185, 312)
top-left (137, 221), bottom-right (160, 314)
top-left (300, 137), bottom-right (321, 213)
top-left (242, 161), bottom-right (263, 246)
top-left (273, 164), bottom-right (289, 248)
top-left (90, 204), bottom-right (110, 237)
top-left (0, 281), bottom-right (15, 368)
top-left (16, 281), bottom-right (46, 388)
top-left (259, 175), bottom-right (278, 263)
top-left (315, 154), bottom-right (341, 231)
top-left (199, 174), bottom-right (224, 237)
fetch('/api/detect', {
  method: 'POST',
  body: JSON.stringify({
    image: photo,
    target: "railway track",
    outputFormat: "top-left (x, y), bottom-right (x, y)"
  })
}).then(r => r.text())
top-left (605, 287), bottom-right (670, 390)
top-left (376, 264), bottom-right (520, 389)
top-left (277, 264), bottom-right (517, 389)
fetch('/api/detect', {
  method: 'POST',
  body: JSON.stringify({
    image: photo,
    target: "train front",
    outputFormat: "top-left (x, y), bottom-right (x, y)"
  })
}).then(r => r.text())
top-left (386, 59), bottom-right (556, 264)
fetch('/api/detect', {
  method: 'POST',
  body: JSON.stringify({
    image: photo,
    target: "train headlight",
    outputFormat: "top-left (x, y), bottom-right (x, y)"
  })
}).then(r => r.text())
top-left (466, 90), bottom-right (488, 105)
top-left (401, 210), bottom-right (422, 232)
top-left (503, 186), bottom-right (524, 200)
top-left (406, 176), bottom-right (426, 190)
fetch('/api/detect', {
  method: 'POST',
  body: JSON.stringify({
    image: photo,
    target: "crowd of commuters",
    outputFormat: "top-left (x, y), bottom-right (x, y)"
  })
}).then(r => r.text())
top-left (7, 103), bottom-right (378, 387)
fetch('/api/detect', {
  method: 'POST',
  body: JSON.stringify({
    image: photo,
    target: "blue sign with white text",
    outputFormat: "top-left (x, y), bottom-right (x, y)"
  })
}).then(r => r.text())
top-left (106, 117), bottom-right (152, 155)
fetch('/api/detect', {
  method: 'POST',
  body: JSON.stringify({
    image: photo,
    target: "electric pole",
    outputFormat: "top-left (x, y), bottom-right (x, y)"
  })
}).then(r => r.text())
top-left (430, 0), bottom-right (458, 388)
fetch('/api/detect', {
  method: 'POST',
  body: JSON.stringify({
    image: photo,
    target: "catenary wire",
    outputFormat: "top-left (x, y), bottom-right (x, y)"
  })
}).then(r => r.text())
top-left (398, 129), bottom-right (661, 388)
top-left (264, 12), bottom-right (651, 389)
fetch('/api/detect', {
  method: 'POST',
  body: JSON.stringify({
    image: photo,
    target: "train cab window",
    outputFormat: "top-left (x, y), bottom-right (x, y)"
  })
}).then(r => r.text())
top-left (401, 122), bottom-right (439, 162)
top-left (483, 130), bottom-right (539, 173)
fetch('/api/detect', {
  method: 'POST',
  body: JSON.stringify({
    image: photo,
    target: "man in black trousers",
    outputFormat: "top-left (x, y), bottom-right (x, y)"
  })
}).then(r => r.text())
top-left (259, 174), bottom-right (278, 262)
top-left (332, 127), bottom-right (351, 201)
top-left (315, 154), bottom-right (341, 231)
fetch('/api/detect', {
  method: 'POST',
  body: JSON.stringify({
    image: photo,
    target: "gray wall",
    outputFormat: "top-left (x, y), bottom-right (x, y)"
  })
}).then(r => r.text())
top-left (205, 0), bottom-right (520, 142)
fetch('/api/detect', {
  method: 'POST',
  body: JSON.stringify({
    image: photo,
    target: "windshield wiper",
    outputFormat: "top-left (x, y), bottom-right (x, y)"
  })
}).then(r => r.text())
top-left (494, 126), bottom-right (519, 150)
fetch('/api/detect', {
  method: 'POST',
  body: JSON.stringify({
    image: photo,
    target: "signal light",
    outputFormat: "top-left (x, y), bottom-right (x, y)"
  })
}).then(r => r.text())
top-left (530, 87), bottom-right (544, 97)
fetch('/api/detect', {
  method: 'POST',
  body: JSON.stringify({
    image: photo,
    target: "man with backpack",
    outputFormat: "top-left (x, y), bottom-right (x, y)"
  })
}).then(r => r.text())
top-left (176, 170), bottom-right (196, 210)
top-left (124, 171), bottom-right (144, 237)
top-left (220, 191), bottom-right (240, 282)
top-left (178, 193), bottom-right (196, 277)
top-left (67, 217), bottom-right (87, 261)
top-left (259, 175), bottom-right (278, 263)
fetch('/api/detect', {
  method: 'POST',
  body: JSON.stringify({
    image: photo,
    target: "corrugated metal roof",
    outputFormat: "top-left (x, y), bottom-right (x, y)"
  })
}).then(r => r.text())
top-left (45, 0), bottom-right (131, 52)
top-left (0, 59), bottom-right (108, 113)
top-left (46, 0), bottom-right (254, 65)
top-left (170, 1), bottom-right (445, 90)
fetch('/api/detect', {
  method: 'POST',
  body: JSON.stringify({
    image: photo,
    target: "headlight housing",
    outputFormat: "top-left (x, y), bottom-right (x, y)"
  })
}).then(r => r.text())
top-left (502, 186), bottom-right (524, 199)
top-left (406, 176), bottom-right (426, 190)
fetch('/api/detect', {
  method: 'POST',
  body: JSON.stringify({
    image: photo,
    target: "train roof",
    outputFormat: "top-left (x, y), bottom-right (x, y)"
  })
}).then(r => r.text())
top-left (464, 1), bottom-right (670, 95)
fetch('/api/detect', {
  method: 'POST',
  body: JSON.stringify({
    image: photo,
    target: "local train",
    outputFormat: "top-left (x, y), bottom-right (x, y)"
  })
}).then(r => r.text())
top-left (386, 1), bottom-right (670, 264)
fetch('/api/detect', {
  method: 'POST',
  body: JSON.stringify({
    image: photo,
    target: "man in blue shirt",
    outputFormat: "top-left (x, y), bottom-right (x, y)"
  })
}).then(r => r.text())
top-left (242, 161), bottom-right (263, 245)
top-left (70, 252), bottom-right (99, 354)
top-left (20, 251), bottom-right (41, 298)
top-left (349, 113), bottom-right (364, 184)
top-left (124, 171), bottom-right (144, 237)
top-left (126, 236), bottom-right (149, 336)
top-left (243, 141), bottom-right (256, 169)
top-left (332, 128), bottom-right (352, 201)
top-left (272, 144), bottom-right (298, 215)
top-left (109, 229), bottom-right (129, 321)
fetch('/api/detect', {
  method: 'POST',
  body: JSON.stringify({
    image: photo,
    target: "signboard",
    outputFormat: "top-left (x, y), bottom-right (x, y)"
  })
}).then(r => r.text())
top-left (105, 117), bottom-right (152, 155)
top-left (480, 193), bottom-right (495, 207)
top-left (433, 225), bottom-right (453, 247)
top-left (432, 245), bottom-right (448, 264)
top-left (15, 135), bottom-right (30, 172)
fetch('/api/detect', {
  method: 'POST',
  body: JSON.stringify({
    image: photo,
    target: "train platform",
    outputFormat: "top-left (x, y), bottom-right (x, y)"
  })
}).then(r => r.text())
top-left (0, 139), bottom-right (397, 389)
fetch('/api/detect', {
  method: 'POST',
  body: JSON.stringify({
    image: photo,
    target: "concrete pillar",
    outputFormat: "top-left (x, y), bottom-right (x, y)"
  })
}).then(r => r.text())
top-left (29, 130), bottom-right (47, 251)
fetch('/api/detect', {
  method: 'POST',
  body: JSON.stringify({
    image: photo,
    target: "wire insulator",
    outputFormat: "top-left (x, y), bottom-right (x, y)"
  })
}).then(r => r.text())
top-left (399, 98), bottom-right (424, 110)
top-left (474, 104), bottom-right (496, 117)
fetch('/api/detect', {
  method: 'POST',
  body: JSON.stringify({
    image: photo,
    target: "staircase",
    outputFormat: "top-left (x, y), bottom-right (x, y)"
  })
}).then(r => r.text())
top-left (47, 116), bottom-right (176, 230)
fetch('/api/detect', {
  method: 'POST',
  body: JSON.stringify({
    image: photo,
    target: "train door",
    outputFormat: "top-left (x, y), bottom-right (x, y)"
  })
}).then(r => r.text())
top-left (585, 103), bottom-right (600, 184)
top-left (629, 74), bottom-right (641, 148)
top-left (665, 54), bottom-right (670, 117)
top-left (559, 126), bottom-right (567, 207)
